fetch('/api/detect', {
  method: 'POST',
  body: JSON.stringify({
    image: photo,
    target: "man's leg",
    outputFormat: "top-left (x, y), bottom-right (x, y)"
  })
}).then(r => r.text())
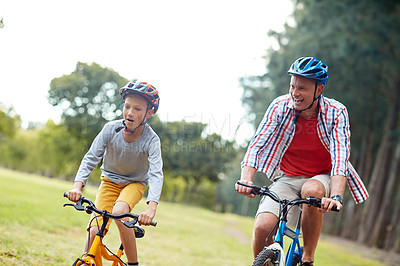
top-left (252, 212), bottom-right (278, 258)
top-left (301, 179), bottom-right (325, 263)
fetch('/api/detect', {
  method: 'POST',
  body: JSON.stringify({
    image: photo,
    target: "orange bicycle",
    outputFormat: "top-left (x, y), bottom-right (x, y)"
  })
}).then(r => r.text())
top-left (63, 192), bottom-right (157, 266)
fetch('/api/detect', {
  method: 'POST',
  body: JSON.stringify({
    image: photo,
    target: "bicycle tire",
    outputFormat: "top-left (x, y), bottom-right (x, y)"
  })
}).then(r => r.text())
top-left (291, 253), bottom-right (301, 266)
top-left (252, 248), bottom-right (278, 266)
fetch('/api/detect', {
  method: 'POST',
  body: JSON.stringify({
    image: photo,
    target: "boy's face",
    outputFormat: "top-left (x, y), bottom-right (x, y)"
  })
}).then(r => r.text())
top-left (123, 94), bottom-right (153, 131)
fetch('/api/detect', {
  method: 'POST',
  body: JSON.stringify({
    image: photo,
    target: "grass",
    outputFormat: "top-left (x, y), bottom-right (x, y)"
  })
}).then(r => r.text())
top-left (0, 167), bottom-right (387, 265)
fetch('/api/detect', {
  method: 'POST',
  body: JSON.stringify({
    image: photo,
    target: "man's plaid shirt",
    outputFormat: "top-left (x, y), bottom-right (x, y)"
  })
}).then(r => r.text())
top-left (242, 94), bottom-right (369, 204)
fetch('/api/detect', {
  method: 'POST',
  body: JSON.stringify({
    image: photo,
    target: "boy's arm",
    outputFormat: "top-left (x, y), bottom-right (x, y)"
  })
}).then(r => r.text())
top-left (139, 201), bottom-right (158, 226)
top-left (67, 181), bottom-right (84, 202)
top-left (146, 138), bottom-right (164, 203)
top-left (74, 125), bottom-right (109, 186)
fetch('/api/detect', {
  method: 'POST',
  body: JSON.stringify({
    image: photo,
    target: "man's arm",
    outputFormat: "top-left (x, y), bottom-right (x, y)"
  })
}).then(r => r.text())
top-left (330, 175), bottom-right (346, 197)
top-left (321, 175), bottom-right (346, 212)
top-left (235, 166), bottom-right (257, 198)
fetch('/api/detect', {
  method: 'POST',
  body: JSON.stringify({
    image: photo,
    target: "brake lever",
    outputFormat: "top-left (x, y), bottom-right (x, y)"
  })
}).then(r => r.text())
top-left (123, 218), bottom-right (138, 228)
top-left (63, 197), bottom-right (86, 211)
top-left (306, 196), bottom-right (339, 212)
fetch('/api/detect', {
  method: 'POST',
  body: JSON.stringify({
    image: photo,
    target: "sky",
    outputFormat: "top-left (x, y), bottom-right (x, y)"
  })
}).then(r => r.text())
top-left (0, 0), bottom-right (293, 144)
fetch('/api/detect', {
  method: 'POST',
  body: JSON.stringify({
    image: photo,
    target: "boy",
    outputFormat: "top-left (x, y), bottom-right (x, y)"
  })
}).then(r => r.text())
top-left (67, 80), bottom-right (163, 266)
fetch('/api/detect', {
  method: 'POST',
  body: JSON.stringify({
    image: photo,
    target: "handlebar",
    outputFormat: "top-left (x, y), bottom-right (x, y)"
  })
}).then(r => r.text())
top-left (63, 192), bottom-right (157, 226)
top-left (236, 182), bottom-right (339, 212)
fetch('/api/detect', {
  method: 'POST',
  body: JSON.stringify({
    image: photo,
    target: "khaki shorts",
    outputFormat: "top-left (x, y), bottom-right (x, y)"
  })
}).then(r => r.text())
top-left (256, 171), bottom-right (331, 225)
top-left (88, 176), bottom-right (146, 231)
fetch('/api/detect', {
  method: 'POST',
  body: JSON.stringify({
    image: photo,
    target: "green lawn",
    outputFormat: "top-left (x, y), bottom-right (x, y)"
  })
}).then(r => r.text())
top-left (0, 168), bottom-right (385, 265)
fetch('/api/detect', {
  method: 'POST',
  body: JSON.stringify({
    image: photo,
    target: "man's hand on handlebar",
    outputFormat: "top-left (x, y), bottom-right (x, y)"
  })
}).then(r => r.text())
top-left (319, 197), bottom-right (342, 213)
top-left (235, 180), bottom-right (256, 198)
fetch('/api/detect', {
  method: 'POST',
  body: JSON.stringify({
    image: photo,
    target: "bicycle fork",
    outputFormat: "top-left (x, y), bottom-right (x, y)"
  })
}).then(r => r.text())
top-left (277, 210), bottom-right (302, 266)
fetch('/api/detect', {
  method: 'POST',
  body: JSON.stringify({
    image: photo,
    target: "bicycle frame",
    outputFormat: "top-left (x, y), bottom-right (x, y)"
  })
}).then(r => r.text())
top-left (73, 216), bottom-right (125, 266)
top-left (64, 193), bottom-right (156, 266)
top-left (274, 206), bottom-right (302, 266)
top-left (236, 182), bottom-right (338, 266)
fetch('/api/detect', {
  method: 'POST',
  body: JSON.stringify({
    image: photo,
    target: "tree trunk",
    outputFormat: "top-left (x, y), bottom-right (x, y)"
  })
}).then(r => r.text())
top-left (357, 128), bottom-right (390, 243)
top-left (361, 81), bottom-right (400, 247)
top-left (368, 132), bottom-right (400, 246)
top-left (341, 129), bottom-right (371, 240)
top-left (357, 102), bottom-right (398, 243)
top-left (383, 172), bottom-right (400, 252)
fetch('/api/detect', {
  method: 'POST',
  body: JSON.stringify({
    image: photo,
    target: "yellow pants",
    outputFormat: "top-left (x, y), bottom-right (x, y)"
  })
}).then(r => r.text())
top-left (88, 176), bottom-right (146, 231)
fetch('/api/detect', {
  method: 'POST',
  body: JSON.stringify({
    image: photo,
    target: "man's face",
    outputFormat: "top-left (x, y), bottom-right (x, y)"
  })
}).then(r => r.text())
top-left (123, 94), bottom-right (152, 131)
top-left (289, 75), bottom-right (323, 111)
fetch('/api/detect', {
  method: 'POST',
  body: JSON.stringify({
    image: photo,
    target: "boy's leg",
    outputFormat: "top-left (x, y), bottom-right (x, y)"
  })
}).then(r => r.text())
top-left (113, 201), bottom-right (138, 263)
top-left (114, 182), bottom-right (146, 264)
top-left (84, 226), bottom-right (100, 254)
top-left (85, 176), bottom-right (121, 253)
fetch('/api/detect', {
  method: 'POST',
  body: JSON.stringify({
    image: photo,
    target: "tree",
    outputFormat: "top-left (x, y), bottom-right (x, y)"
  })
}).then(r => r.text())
top-left (148, 117), bottom-right (239, 208)
top-left (48, 62), bottom-right (128, 146)
top-left (0, 105), bottom-right (20, 138)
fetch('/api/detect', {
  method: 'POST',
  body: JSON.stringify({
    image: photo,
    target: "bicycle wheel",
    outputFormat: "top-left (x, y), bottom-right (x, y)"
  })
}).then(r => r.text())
top-left (252, 248), bottom-right (278, 266)
top-left (291, 253), bottom-right (301, 266)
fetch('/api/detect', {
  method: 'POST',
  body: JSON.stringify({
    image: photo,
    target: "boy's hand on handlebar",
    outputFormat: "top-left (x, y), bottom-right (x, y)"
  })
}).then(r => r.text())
top-left (67, 181), bottom-right (83, 202)
top-left (139, 201), bottom-right (157, 226)
top-left (67, 188), bottom-right (82, 203)
top-left (319, 197), bottom-right (342, 213)
top-left (235, 180), bottom-right (256, 198)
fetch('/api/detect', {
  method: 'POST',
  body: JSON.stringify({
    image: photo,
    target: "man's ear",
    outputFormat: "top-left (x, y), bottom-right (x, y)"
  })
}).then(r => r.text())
top-left (146, 109), bottom-right (154, 118)
top-left (317, 84), bottom-right (325, 97)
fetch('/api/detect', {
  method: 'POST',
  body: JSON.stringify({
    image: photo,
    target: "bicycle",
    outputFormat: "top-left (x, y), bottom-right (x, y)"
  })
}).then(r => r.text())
top-left (63, 192), bottom-right (157, 266)
top-left (236, 182), bottom-right (338, 266)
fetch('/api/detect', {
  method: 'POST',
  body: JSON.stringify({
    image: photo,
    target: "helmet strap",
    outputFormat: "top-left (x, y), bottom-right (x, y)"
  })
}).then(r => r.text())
top-left (122, 105), bottom-right (151, 134)
top-left (294, 83), bottom-right (320, 124)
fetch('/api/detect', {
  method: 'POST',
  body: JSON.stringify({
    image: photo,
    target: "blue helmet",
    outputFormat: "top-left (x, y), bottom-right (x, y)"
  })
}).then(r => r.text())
top-left (288, 57), bottom-right (329, 85)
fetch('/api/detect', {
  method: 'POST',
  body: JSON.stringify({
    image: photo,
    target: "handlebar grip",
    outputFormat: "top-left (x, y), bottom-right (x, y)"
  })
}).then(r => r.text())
top-left (150, 220), bottom-right (157, 227)
top-left (63, 192), bottom-right (68, 198)
top-left (331, 206), bottom-right (339, 212)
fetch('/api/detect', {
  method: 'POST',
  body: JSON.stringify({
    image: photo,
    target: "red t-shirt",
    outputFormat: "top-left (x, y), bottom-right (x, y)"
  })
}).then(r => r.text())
top-left (280, 115), bottom-right (332, 177)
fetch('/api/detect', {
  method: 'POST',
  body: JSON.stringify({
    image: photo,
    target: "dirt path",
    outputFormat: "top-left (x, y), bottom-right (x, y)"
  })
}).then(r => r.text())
top-left (223, 219), bottom-right (251, 244)
top-left (320, 235), bottom-right (400, 266)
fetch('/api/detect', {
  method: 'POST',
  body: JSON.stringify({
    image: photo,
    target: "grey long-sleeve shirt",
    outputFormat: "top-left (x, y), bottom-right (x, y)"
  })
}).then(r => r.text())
top-left (74, 119), bottom-right (164, 203)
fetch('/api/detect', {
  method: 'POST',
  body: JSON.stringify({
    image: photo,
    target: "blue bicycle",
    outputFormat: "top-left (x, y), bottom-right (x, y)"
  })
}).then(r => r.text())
top-left (236, 182), bottom-right (338, 266)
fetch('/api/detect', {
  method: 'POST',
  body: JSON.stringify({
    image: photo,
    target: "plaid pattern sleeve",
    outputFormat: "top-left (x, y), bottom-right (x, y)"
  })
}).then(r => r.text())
top-left (241, 95), bottom-right (295, 180)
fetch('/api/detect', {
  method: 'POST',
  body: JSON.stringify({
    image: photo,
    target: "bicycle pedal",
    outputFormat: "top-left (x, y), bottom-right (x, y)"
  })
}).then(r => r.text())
top-left (134, 226), bottom-right (145, 238)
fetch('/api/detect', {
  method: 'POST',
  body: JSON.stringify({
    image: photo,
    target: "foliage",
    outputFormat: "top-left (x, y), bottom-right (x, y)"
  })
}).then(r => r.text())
top-left (149, 117), bottom-right (238, 208)
top-left (241, 0), bottom-right (400, 140)
top-left (48, 62), bottom-right (128, 145)
top-left (1, 61), bottom-right (239, 209)
top-left (0, 104), bottom-right (20, 138)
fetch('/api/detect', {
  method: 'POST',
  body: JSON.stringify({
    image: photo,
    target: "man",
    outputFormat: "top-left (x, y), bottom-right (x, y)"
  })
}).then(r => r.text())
top-left (235, 57), bottom-right (369, 265)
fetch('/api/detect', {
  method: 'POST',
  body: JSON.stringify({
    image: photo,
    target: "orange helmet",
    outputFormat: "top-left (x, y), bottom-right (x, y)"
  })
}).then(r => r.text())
top-left (120, 81), bottom-right (160, 113)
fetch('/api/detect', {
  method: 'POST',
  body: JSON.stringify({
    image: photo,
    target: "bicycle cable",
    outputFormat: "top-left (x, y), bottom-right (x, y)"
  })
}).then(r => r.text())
top-left (85, 215), bottom-right (101, 254)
